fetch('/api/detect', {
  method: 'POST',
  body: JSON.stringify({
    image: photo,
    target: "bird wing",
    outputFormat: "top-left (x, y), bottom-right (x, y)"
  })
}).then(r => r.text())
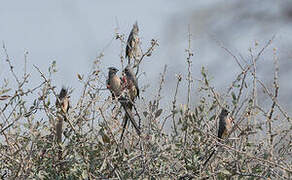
top-left (130, 72), bottom-right (139, 98)
top-left (218, 116), bottom-right (227, 139)
top-left (126, 32), bottom-right (134, 58)
top-left (62, 97), bottom-right (69, 113)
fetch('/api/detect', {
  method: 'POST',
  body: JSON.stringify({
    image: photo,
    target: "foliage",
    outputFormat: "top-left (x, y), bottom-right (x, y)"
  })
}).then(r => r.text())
top-left (0, 32), bottom-right (291, 180)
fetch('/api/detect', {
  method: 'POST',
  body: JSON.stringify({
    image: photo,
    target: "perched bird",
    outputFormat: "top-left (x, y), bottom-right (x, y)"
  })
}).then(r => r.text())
top-left (56, 87), bottom-right (70, 114)
top-left (203, 108), bottom-right (234, 166)
top-left (106, 67), bottom-right (141, 139)
top-left (119, 66), bottom-right (141, 140)
top-left (55, 87), bottom-right (70, 144)
top-left (107, 67), bottom-right (123, 99)
top-left (123, 65), bottom-right (140, 101)
top-left (218, 108), bottom-right (233, 139)
top-left (126, 21), bottom-right (142, 65)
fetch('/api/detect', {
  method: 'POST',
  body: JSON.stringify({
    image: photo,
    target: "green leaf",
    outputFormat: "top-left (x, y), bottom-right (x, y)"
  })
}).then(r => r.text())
top-left (143, 111), bottom-right (148, 117)
top-left (209, 115), bottom-right (216, 121)
top-left (0, 88), bottom-right (11, 95)
top-left (231, 91), bottom-right (236, 101)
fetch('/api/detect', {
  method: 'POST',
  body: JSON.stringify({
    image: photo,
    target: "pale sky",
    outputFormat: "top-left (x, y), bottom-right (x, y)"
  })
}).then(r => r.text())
top-left (1, 0), bottom-right (292, 113)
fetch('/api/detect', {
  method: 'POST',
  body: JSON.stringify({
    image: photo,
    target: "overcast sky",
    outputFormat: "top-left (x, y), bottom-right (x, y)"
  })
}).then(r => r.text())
top-left (1, 0), bottom-right (292, 114)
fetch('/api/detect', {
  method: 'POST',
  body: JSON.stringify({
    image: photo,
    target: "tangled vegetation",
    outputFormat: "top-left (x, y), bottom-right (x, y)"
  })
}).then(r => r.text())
top-left (0, 29), bottom-right (291, 180)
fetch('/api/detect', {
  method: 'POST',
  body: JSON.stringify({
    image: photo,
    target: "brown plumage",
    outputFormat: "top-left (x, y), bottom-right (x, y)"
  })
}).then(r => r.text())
top-left (107, 67), bottom-right (122, 99)
top-left (126, 21), bottom-right (142, 65)
top-left (55, 87), bottom-right (70, 145)
top-left (56, 87), bottom-right (70, 114)
top-left (123, 66), bottom-right (139, 101)
top-left (203, 108), bottom-right (234, 166)
top-left (119, 96), bottom-right (141, 139)
top-left (119, 66), bottom-right (142, 140)
top-left (106, 67), bottom-right (141, 140)
top-left (218, 108), bottom-right (233, 139)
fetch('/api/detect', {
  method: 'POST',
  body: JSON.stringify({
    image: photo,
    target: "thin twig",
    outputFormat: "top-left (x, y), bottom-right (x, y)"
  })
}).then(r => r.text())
top-left (171, 74), bottom-right (182, 136)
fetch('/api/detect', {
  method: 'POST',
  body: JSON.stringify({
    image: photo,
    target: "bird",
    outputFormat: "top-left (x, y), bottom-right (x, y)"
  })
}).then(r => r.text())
top-left (56, 87), bottom-right (70, 114)
top-left (203, 108), bottom-right (234, 166)
top-left (123, 65), bottom-right (140, 101)
top-left (125, 21), bottom-right (142, 65)
top-left (106, 67), bottom-right (141, 140)
top-left (55, 87), bottom-right (70, 149)
top-left (119, 66), bottom-right (141, 140)
top-left (217, 108), bottom-right (233, 139)
top-left (106, 67), bottom-right (123, 100)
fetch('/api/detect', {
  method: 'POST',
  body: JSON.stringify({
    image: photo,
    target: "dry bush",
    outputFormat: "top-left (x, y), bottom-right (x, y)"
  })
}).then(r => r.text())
top-left (0, 30), bottom-right (291, 180)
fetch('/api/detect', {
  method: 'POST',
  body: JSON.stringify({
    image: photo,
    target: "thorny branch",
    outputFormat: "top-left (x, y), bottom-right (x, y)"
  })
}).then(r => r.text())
top-left (0, 31), bottom-right (291, 180)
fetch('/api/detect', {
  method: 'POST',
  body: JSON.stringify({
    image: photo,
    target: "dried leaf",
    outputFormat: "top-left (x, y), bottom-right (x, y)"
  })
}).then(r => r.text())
top-left (77, 73), bottom-right (83, 80)
top-left (155, 109), bottom-right (163, 118)
top-left (24, 111), bottom-right (32, 117)
top-left (0, 95), bottom-right (11, 100)
top-left (102, 133), bottom-right (110, 144)
top-left (92, 70), bottom-right (100, 76)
